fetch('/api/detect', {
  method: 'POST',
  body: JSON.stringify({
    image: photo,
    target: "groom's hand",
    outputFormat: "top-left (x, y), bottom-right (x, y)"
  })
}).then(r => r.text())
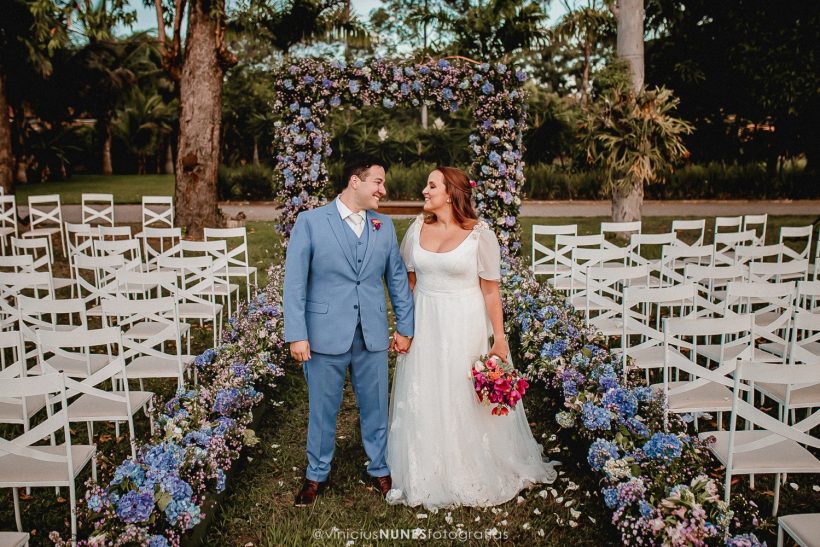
top-left (393, 333), bottom-right (412, 354)
top-left (290, 340), bottom-right (311, 362)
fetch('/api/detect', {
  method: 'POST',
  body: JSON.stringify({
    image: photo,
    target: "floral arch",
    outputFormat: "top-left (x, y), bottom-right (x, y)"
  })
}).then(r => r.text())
top-left (272, 57), bottom-right (528, 259)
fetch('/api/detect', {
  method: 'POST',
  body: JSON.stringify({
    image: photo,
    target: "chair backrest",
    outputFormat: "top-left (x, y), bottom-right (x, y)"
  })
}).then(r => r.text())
top-left (11, 236), bottom-right (55, 274)
top-left (713, 230), bottom-right (756, 266)
top-left (629, 232), bottom-right (677, 269)
top-left (94, 237), bottom-right (142, 269)
top-left (0, 195), bottom-right (19, 237)
top-left (659, 244), bottom-right (714, 286)
top-left (529, 224), bottom-right (577, 276)
top-left (742, 213), bottom-right (767, 245)
top-left (734, 243), bottom-right (786, 266)
top-left (0, 329), bottom-right (26, 377)
top-left (97, 225), bottom-right (132, 241)
top-left (81, 193), bottom-right (114, 226)
top-left (36, 326), bottom-right (122, 385)
top-left (796, 280), bottom-right (820, 312)
top-left (72, 252), bottom-right (126, 308)
top-left (141, 195), bottom-right (174, 228)
top-left (16, 294), bottom-right (88, 343)
top-left (158, 255), bottom-right (220, 308)
top-left (778, 225), bottom-right (813, 261)
top-left (788, 310), bottom-right (820, 365)
top-left (114, 269), bottom-right (178, 299)
top-left (714, 215), bottom-right (743, 236)
top-left (0, 372), bottom-right (74, 470)
top-left (27, 194), bottom-right (63, 230)
top-left (601, 221), bottom-right (641, 249)
top-left (671, 218), bottom-right (706, 247)
top-left (585, 264), bottom-right (650, 321)
top-left (64, 222), bottom-right (94, 260)
top-left (140, 226), bottom-right (182, 270)
top-left (748, 260), bottom-right (808, 284)
top-left (0, 254), bottom-right (34, 273)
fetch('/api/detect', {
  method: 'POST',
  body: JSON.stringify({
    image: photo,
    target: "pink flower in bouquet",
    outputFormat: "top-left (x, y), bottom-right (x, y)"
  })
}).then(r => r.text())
top-left (471, 353), bottom-right (528, 416)
top-left (508, 389), bottom-right (522, 405)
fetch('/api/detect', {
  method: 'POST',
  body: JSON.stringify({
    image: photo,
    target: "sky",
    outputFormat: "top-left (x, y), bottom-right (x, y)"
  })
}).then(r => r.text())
top-left (123, 0), bottom-right (565, 35)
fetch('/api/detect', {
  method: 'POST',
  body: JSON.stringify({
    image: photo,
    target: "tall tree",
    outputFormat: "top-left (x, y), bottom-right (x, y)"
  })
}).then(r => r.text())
top-left (609, 0), bottom-right (645, 221)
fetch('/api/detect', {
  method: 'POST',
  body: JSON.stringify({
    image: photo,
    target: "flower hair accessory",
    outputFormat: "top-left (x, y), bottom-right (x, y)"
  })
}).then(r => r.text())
top-left (371, 218), bottom-right (382, 231)
top-left (469, 179), bottom-right (477, 188)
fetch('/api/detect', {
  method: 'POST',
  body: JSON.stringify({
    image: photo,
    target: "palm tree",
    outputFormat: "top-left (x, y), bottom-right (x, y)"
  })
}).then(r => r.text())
top-left (113, 88), bottom-right (178, 174)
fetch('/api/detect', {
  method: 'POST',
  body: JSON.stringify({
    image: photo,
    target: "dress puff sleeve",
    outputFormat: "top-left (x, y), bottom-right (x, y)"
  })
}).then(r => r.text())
top-left (399, 216), bottom-right (420, 272)
top-left (477, 224), bottom-right (502, 281)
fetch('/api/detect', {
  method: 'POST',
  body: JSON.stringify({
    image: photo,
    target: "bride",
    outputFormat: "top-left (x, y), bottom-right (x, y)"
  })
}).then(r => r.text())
top-left (386, 166), bottom-right (557, 510)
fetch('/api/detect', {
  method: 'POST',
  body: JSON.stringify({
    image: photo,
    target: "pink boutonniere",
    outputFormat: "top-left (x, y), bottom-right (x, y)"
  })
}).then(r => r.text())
top-left (371, 219), bottom-right (382, 231)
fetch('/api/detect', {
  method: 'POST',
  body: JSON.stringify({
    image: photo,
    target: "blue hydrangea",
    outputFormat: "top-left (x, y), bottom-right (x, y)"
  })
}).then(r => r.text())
top-left (581, 402), bottom-right (612, 431)
top-left (161, 475), bottom-right (193, 502)
top-left (383, 98), bottom-right (395, 109)
top-left (216, 468), bottom-right (226, 493)
top-left (726, 533), bottom-right (764, 547)
top-left (112, 459), bottom-right (145, 487)
top-left (587, 439), bottom-right (619, 471)
top-left (214, 388), bottom-right (241, 415)
top-left (603, 486), bottom-right (618, 509)
top-left (481, 82), bottom-right (495, 95)
top-left (369, 81), bottom-right (382, 92)
top-left (143, 442), bottom-right (184, 476)
top-left (115, 490), bottom-right (154, 523)
top-left (643, 432), bottom-right (683, 461)
top-left (87, 494), bottom-right (103, 512)
top-left (195, 348), bottom-right (217, 368)
top-left (148, 536), bottom-right (169, 547)
top-left (638, 500), bottom-right (654, 518)
top-left (602, 387), bottom-right (638, 419)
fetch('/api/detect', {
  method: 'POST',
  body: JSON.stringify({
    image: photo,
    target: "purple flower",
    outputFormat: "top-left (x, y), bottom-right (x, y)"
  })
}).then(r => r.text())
top-left (115, 491), bottom-right (154, 523)
top-left (642, 432), bottom-right (683, 461)
top-left (588, 438), bottom-right (619, 471)
top-left (581, 402), bottom-right (612, 431)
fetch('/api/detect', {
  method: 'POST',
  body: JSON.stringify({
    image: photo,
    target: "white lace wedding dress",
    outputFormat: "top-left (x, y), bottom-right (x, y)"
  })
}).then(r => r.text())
top-left (387, 215), bottom-right (557, 510)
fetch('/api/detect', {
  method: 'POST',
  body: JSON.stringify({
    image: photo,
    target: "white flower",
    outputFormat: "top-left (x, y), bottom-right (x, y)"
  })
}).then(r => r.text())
top-left (377, 127), bottom-right (389, 142)
top-left (537, 490), bottom-right (548, 499)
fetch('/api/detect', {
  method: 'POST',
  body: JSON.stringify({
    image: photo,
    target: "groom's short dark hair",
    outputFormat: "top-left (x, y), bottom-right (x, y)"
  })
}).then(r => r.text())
top-left (339, 155), bottom-right (389, 192)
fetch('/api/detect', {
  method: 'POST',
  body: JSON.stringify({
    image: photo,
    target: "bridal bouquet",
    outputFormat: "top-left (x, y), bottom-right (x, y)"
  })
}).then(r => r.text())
top-left (471, 355), bottom-right (529, 416)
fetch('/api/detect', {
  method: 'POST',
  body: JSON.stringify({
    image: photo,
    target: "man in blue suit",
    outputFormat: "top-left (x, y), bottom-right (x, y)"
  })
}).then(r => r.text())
top-left (284, 155), bottom-right (415, 506)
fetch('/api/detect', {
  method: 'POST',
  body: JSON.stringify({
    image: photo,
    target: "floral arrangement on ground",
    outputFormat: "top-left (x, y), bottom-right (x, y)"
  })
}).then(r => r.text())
top-left (49, 266), bottom-right (288, 546)
top-left (500, 259), bottom-right (766, 546)
top-left (272, 57), bottom-right (526, 259)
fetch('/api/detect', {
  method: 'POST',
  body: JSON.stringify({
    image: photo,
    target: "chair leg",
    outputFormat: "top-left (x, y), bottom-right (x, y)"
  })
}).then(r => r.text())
top-left (69, 481), bottom-right (78, 545)
top-left (777, 524), bottom-right (784, 547)
top-left (86, 421), bottom-right (93, 445)
top-left (772, 473), bottom-right (781, 515)
top-left (13, 487), bottom-right (22, 532)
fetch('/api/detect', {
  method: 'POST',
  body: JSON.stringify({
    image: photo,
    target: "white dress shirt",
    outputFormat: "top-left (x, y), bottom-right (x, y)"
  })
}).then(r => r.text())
top-left (336, 197), bottom-right (365, 238)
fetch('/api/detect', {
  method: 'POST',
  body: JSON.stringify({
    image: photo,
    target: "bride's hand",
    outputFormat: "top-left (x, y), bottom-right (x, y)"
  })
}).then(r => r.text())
top-left (489, 338), bottom-right (510, 363)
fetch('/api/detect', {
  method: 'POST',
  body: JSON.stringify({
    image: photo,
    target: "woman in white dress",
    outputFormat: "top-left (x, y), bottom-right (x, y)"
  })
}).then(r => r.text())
top-left (387, 166), bottom-right (557, 510)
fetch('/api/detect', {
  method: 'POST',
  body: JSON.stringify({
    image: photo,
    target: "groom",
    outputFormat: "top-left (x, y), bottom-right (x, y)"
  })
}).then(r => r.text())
top-left (283, 155), bottom-right (415, 506)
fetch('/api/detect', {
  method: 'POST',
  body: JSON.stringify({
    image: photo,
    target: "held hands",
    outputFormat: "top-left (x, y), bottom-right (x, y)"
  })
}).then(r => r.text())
top-left (488, 337), bottom-right (510, 363)
top-left (290, 340), bottom-right (311, 362)
top-left (390, 332), bottom-right (413, 354)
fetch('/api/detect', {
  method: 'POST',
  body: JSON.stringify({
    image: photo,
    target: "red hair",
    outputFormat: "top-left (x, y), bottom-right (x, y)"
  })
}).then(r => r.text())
top-left (424, 166), bottom-right (478, 229)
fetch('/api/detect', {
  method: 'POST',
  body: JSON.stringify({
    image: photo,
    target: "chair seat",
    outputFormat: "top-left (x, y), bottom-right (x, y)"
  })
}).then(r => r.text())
top-left (590, 317), bottom-right (632, 337)
top-left (227, 265), bottom-right (257, 276)
top-left (51, 277), bottom-right (73, 291)
top-left (178, 303), bottom-right (223, 318)
top-left (624, 346), bottom-right (667, 369)
top-left (29, 354), bottom-right (110, 378)
top-left (0, 227), bottom-right (16, 237)
top-left (0, 395), bottom-right (47, 422)
top-left (22, 228), bottom-right (60, 238)
top-left (697, 344), bottom-right (779, 364)
top-left (123, 321), bottom-right (190, 339)
top-left (67, 391), bottom-right (153, 420)
top-left (570, 295), bottom-right (610, 311)
top-left (533, 264), bottom-right (571, 276)
top-left (654, 380), bottom-right (734, 412)
top-left (548, 277), bottom-right (579, 291)
top-left (0, 531), bottom-right (29, 547)
top-left (756, 381), bottom-right (820, 409)
top-left (779, 513), bottom-right (820, 547)
top-left (0, 444), bottom-right (95, 487)
top-left (126, 355), bottom-right (194, 378)
top-left (759, 341), bottom-right (820, 361)
top-left (700, 430), bottom-right (820, 475)
top-left (208, 283), bottom-right (239, 296)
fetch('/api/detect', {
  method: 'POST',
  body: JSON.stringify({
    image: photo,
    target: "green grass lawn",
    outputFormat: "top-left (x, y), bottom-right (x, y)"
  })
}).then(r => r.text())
top-left (15, 174), bottom-right (174, 204)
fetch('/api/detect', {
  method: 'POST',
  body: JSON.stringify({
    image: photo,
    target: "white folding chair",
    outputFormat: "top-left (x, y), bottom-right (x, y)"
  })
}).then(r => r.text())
top-left (81, 193), bottom-right (114, 226)
top-left (549, 234), bottom-right (604, 292)
top-left (71, 252), bottom-right (125, 317)
top-left (671, 218), bottom-right (706, 247)
top-left (628, 232), bottom-right (677, 286)
top-left (64, 222), bottom-right (94, 268)
top-left (0, 372), bottom-right (96, 541)
top-left (96, 225), bottom-right (132, 241)
top-left (10, 236), bottom-right (73, 293)
top-left (583, 264), bottom-right (649, 335)
top-left (700, 361), bottom-right (820, 515)
top-left (748, 260), bottom-right (809, 284)
top-left (684, 263), bottom-right (748, 307)
top-left (205, 226), bottom-right (259, 300)
top-left (734, 243), bottom-right (789, 267)
top-left (0, 195), bottom-right (19, 255)
top-left (778, 514), bottom-right (820, 547)
top-left (742, 213), bottom-right (768, 246)
top-left (157, 255), bottom-right (223, 346)
top-left (601, 221), bottom-right (641, 249)
top-left (0, 272), bottom-right (53, 332)
top-left (778, 225), bottom-right (813, 262)
top-left (620, 284), bottom-right (699, 380)
top-left (658, 314), bottom-right (756, 430)
top-left (93, 237), bottom-right (142, 271)
top-left (17, 295), bottom-right (90, 372)
top-left (756, 311), bottom-right (820, 423)
top-left (713, 230), bottom-right (756, 266)
top-left (140, 195), bottom-right (174, 229)
top-left (36, 327), bottom-right (153, 458)
top-left (179, 239), bottom-right (240, 315)
top-left (567, 246), bottom-right (628, 308)
top-left (101, 296), bottom-right (194, 389)
top-left (530, 224), bottom-right (577, 278)
top-left (0, 331), bottom-right (44, 427)
top-left (659, 244), bottom-right (714, 287)
top-left (0, 255), bottom-right (33, 274)
top-left (22, 194), bottom-right (65, 258)
top-left (139, 226), bottom-right (181, 272)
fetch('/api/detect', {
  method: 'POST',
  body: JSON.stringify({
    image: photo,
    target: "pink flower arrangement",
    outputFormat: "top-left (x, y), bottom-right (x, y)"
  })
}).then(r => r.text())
top-left (471, 354), bottom-right (529, 416)
top-left (371, 218), bottom-right (382, 231)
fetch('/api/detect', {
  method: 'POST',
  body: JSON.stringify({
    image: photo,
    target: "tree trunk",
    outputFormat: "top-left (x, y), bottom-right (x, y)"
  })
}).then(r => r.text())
top-left (612, 0), bottom-right (645, 221)
top-left (615, 0), bottom-right (644, 93)
top-left (99, 114), bottom-right (113, 175)
top-left (0, 66), bottom-right (14, 194)
top-left (581, 41), bottom-right (591, 109)
top-left (611, 177), bottom-right (643, 223)
top-left (175, 1), bottom-right (223, 238)
top-left (164, 141), bottom-right (174, 174)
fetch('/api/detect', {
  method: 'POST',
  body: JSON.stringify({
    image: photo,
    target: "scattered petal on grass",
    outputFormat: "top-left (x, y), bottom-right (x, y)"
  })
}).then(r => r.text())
top-left (564, 500), bottom-right (574, 507)
top-left (445, 512), bottom-right (453, 525)
top-left (522, 523), bottom-right (531, 530)
top-left (474, 516), bottom-right (481, 522)
top-left (538, 490), bottom-right (548, 499)
top-left (570, 509), bottom-right (581, 519)
top-left (491, 508), bottom-right (501, 514)
top-left (538, 529), bottom-right (545, 537)
top-left (588, 516), bottom-right (596, 523)
top-left (813, 485), bottom-right (819, 492)
top-left (516, 496), bottom-right (525, 504)
top-left (271, 444), bottom-right (280, 449)
top-left (789, 482), bottom-right (799, 490)
top-left (500, 520), bottom-right (508, 526)
top-left (533, 508), bottom-right (542, 515)
top-left (550, 488), bottom-right (559, 497)
top-left (416, 513), bottom-right (428, 519)
top-left (555, 497), bottom-right (564, 503)
top-left (569, 521), bottom-right (578, 528)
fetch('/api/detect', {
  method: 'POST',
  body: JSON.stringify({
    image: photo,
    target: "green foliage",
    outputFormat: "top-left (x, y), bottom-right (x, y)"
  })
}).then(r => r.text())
top-left (218, 164), bottom-right (278, 201)
top-left (580, 85), bottom-right (694, 194)
top-left (112, 88), bottom-right (178, 173)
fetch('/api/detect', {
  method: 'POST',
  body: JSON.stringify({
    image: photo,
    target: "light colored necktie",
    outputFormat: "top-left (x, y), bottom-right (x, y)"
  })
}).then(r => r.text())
top-left (350, 212), bottom-right (364, 237)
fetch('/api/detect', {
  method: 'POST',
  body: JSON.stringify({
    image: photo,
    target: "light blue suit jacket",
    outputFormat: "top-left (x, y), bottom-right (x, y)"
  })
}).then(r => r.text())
top-left (283, 200), bottom-right (415, 355)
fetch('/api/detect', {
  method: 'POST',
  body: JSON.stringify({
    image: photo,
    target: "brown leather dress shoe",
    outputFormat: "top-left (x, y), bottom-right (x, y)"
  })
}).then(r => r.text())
top-left (370, 474), bottom-right (392, 498)
top-left (294, 478), bottom-right (327, 507)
